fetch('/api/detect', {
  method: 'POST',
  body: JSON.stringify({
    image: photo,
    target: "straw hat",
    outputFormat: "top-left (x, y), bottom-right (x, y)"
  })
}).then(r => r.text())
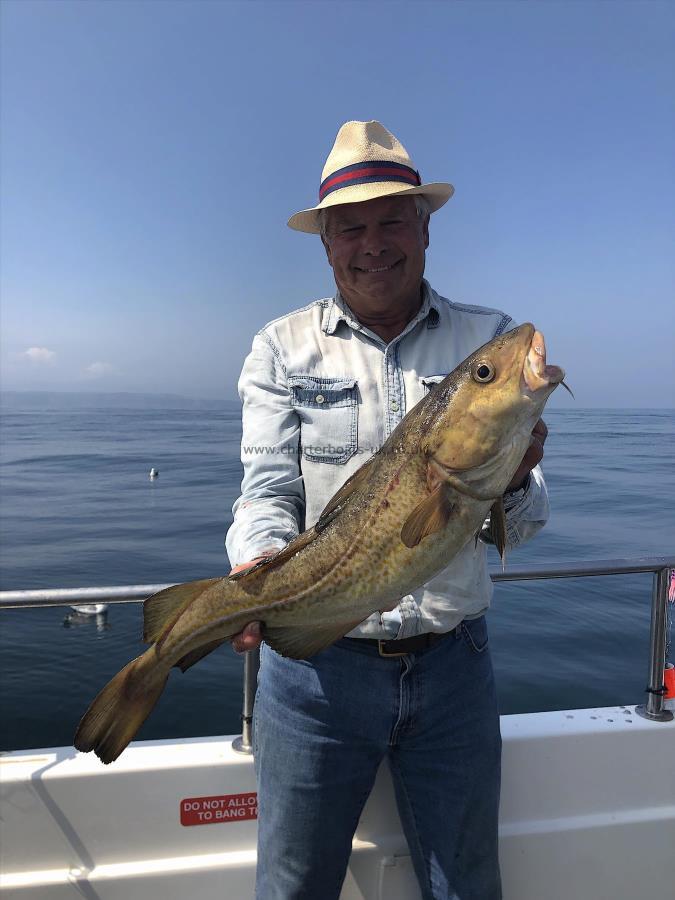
top-left (288, 120), bottom-right (454, 234)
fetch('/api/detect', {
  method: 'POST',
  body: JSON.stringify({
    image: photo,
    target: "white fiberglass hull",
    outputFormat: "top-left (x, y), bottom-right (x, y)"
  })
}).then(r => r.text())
top-left (1, 706), bottom-right (673, 899)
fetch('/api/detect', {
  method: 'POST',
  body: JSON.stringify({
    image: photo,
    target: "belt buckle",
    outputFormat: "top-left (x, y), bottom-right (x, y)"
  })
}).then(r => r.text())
top-left (378, 640), bottom-right (409, 658)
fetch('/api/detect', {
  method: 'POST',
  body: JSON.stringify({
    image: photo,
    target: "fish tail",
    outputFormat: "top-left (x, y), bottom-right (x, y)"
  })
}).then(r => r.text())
top-left (74, 650), bottom-right (168, 765)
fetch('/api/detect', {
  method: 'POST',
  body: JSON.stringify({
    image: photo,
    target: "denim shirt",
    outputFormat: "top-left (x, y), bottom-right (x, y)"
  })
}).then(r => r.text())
top-left (226, 280), bottom-right (549, 639)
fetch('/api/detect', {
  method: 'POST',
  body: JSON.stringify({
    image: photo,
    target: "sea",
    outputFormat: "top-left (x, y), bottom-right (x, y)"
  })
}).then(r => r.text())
top-left (1, 394), bottom-right (674, 754)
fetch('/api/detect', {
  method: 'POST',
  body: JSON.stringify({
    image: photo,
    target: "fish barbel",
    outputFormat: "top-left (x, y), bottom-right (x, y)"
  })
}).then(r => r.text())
top-left (75, 323), bottom-right (564, 763)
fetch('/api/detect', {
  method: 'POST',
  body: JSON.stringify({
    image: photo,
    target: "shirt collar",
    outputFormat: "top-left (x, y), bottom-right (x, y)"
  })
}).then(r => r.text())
top-left (322, 279), bottom-right (440, 335)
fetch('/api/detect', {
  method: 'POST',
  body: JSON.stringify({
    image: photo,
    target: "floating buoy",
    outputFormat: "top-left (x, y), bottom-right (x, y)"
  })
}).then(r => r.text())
top-left (149, 468), bottom-right (159, 479)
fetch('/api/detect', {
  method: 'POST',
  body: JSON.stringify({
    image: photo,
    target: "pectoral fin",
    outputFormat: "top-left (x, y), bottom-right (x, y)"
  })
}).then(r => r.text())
top-left (263, 620), bottom-right (363, 659)
top-left (401, 483), bottom-right (454, 549)
top-left (490, 496), bottom-right (507, 566)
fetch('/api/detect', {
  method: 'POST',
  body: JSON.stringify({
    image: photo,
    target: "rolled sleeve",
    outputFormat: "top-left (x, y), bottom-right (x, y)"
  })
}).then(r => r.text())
top-left (225, 333), bottom-right (305, 567)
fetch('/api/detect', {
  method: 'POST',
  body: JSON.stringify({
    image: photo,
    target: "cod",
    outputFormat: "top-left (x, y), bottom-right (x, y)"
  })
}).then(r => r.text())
top-left (75, 323), bottom-right (564, 764)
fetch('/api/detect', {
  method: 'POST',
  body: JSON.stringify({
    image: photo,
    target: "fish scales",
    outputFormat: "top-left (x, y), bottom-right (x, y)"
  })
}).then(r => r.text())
top-left (74, 323), bottom-right (565, 763)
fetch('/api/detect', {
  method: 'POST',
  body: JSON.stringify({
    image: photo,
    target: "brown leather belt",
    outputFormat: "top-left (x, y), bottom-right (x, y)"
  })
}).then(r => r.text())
top-left (344, 627), bottom-right (459, 658)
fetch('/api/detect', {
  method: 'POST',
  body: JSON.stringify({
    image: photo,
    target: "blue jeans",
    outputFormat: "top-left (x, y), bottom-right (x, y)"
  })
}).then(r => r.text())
top-left (253, 617), bottom-right (502, 900)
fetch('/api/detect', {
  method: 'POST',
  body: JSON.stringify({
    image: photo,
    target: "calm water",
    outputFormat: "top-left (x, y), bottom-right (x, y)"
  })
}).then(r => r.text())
top-left (1, 399), bottom-right (673, 752)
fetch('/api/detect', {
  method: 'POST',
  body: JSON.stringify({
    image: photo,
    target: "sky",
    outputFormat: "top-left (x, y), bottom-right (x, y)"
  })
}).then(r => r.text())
top-left (1, 0), bottom-right (673, 407)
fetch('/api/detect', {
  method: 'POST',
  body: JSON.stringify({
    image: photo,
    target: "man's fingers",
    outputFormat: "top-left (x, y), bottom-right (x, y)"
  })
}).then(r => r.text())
top-left (231, 621), bottom-right (263, 654)
top-left (228, 552), bottom-right (277, 653)
top-left (526, 418), bottom-right (547, 468)
top-left (525, 436), bottom-right (544, 469)
top-left (506, 431), bottom-right (545, 492)
top-left (532, 418), bottom-right (548, 444)
top-left (229, 555), bottom-right (270, 577)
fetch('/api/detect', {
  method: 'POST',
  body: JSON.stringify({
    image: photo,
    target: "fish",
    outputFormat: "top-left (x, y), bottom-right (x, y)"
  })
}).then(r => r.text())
top-left (74, 322), bottom-right (564, 763)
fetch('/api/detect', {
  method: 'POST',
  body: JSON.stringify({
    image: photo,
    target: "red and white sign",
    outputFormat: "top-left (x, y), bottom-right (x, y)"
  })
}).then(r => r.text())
top-left (180, 792), bottom-right (258, 826)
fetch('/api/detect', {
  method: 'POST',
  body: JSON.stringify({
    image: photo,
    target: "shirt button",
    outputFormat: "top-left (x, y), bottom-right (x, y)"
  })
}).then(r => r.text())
top-left (315, 394), bottom-right (325, 404)
top-left (390, 400), bottom-right (399, 412)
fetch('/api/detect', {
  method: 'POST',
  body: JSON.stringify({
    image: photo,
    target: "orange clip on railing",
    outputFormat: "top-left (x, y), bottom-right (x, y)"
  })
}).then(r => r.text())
top-left (664, 663), bottom-right (675, 700)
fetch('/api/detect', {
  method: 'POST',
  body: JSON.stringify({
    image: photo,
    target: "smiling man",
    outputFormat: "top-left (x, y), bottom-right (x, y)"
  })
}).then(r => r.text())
top-left (226, 121), bottom-right (550, 900)
top-left (318, 194), bottom-right (430, 343)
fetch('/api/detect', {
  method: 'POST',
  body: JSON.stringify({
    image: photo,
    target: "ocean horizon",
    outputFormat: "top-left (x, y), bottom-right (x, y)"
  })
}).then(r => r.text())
top-left (3, 388), bottom-right (674, 411)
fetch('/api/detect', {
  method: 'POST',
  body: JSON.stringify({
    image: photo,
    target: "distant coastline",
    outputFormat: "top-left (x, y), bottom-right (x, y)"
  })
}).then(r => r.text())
top-left (0, 391), bottom-right (671, 413)
top-left (0, 391), bottom-right (237, 410)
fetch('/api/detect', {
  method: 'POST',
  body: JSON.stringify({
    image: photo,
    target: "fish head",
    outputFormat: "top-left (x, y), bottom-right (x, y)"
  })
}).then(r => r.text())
top-left (421, 323), bottom-right (565, 494)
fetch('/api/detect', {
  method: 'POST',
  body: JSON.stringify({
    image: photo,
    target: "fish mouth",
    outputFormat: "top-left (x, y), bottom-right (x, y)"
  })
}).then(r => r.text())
top-left (522, 330), bottom-right (565, 393)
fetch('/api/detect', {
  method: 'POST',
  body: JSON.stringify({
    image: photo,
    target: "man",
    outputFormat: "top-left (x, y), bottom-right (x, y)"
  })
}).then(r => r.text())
top-left (226, 121), bottom-right (549, 900)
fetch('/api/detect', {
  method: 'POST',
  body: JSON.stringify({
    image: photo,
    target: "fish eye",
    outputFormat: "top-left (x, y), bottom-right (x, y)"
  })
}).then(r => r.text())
top-left (473, 361), bottom-right (495, 383)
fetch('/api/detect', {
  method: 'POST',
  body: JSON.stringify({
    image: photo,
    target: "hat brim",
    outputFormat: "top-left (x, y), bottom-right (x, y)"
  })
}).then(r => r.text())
top-left (287, 181), bottom-right (454, 234)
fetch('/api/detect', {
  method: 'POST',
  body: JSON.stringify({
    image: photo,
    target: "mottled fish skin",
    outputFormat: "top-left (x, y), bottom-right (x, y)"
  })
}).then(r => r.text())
top-left (74, 323), bottom-right (564, 763)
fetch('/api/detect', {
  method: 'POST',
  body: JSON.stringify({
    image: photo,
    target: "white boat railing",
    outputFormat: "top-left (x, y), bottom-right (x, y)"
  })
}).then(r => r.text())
top-left (1, 555), bottom-right (673, 747)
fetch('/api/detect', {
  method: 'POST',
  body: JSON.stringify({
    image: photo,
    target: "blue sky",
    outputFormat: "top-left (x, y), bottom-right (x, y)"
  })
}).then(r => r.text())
top-left (1, 0), bottom-right (673, 406)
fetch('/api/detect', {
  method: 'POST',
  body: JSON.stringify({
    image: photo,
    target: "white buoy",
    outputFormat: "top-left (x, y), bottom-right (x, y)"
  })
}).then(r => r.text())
top-left (149, 468), bottom-right (159, 479)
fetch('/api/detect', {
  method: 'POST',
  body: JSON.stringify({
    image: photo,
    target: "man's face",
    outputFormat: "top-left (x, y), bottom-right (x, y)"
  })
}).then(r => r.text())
top-left (321, 195), bottom-right (429, 315)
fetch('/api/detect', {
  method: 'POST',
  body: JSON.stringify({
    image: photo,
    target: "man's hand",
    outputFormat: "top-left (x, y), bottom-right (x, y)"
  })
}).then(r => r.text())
top-left (505, 418), bottom-right (548, 493)
top-left (231, 621), bottom-right (263, 654)
top-left (228, 555), bottom-right (273, 653)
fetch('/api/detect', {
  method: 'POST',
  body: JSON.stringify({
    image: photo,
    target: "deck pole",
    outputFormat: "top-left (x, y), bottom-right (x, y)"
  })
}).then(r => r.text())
top-left (232, 648), bottom-right (261, 753)
top-left (636, 568), bottom-right (673, 722)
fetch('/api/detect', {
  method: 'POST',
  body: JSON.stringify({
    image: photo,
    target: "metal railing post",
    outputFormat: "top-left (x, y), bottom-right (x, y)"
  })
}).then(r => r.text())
top-left (636, 567), bottom-right (673, 722)
top-left (232, 648), bottom-right (261, 754)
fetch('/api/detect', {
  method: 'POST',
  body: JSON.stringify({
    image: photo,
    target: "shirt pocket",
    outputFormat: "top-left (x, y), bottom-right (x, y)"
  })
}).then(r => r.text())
top-left (421, 374), bottom-right (448, 396)
top-left (288, 375), bottom-right (358, 464)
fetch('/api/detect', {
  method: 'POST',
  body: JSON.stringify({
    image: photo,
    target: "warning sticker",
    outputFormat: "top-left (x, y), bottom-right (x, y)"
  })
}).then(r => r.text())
top-left (180, 792), bottom-right (258, 826)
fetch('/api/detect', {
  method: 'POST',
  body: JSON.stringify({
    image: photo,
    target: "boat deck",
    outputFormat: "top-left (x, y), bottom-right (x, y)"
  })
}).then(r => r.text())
top-left (2, 705), bottom-right (674, 899)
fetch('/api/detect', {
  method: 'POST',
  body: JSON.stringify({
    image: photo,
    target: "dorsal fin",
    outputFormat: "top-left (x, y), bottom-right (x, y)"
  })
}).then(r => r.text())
top-left (228, 527), bottom-right (318, 583)
top-left (231, 454), bottom-right (381, 588)
top-left (315, 454), bottom-right (378, 531)
top-left (143, 578), bottom-right (221, 643)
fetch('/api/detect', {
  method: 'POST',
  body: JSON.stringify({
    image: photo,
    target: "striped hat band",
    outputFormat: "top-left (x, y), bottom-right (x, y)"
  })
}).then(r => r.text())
top-left (319, 160), bottom-right (422, 203)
